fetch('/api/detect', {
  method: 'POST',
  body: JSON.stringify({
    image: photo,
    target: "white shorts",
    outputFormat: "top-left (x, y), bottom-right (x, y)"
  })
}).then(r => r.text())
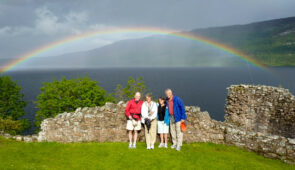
top-left (126, 120), bottom-right (141, 131)
top-left (158, 121), bottom-right (169, 134)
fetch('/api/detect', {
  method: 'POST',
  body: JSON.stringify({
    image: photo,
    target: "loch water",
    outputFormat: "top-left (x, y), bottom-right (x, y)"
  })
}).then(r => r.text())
top-left (4, 67), bottom-right (295, 122)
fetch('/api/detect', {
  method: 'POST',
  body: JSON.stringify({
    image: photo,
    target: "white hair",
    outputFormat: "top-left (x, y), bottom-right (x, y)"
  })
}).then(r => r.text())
top-left (165, 88), bottom-right (173, 93)
top-left (134, 92), bottom-right (141, 96)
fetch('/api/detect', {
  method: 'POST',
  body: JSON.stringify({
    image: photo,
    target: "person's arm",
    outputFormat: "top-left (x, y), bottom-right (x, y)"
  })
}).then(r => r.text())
top-left (149, 102), bottom-right (158, 120)
top-left (164, 108), bottom-right (170, 125)
top-left (156, 103), bottom-right (159, 120)
top-left (125, 101), bottom-right (131, 118)
top-left (141, 103), bottom-right (148, 121)
top-left (177, 97), bottom-right (187, 121)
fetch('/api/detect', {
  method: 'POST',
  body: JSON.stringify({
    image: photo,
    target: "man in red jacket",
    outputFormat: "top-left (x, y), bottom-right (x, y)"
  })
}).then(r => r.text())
top-left (125, 92), bottom-right (143, 148)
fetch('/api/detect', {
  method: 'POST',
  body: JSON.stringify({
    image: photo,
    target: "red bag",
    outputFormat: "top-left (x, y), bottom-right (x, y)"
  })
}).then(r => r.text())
top-left (180, 121), bottom-right (187, 132)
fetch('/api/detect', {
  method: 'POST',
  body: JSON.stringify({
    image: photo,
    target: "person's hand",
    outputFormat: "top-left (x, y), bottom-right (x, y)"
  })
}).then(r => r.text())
top-left (129, 116), bottom-right (132, 120)
top-left (181, 119), bottom-right (185, 123)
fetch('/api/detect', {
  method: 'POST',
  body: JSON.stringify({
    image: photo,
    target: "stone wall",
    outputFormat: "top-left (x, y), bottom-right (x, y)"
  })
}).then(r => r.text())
top-left (37, 102), bottom-right (225, 144)
top-left (225, 85), bottom-right (295, 138)
top-left (224, 124), bottom-right (295, 164)
top-left (224, 85), bottom-right (295, 164)
top-left (2, 85), bottom-right (295, 164)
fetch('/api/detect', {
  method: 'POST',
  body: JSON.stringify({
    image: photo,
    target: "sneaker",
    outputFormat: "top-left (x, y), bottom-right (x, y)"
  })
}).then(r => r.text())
top-left (129, 143), bottom-right (132, 148)
top-left (176, 146), bottom-right (181, 151)
top-left (151, 145), bottom-right (154, 149)
top-left (147, 146), bottom-right (151, 150)
top-left (132, 144), bottom-right (136, 148)
top-left (158, 143), bottom-right (164, 148)
top-left (171, 144), bottom-right (177, 149)
top-left (164, 143), bottom-right (168, 148)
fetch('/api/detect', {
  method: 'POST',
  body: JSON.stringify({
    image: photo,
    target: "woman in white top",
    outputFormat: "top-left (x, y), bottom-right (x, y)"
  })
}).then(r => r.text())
top-left (141, 94), bottom-right (158, 149)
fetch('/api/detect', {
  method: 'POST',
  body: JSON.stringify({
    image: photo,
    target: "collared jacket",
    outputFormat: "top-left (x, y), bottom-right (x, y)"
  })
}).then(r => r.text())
top-left (166, 95), bottom-right (187, 122)
top-left (141, 101), bottom-right (157, 124)
top-left (125, 98), bottom-right (143, 120)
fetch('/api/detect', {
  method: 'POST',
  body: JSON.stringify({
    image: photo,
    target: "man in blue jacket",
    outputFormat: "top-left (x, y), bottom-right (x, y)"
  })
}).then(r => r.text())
top-left (165, 88), bottom-right (187, 151)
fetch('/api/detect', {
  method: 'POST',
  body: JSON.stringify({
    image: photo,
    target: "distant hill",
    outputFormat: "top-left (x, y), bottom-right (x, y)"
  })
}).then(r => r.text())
top-left (22, 35), bottom-right (244, 68)
top-left (21, 16), bottom-right (295, 68)
top-left (191, 17), bottom-right (295, 66)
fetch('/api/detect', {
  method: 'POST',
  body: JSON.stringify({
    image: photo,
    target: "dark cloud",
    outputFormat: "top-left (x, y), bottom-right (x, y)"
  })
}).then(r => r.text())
top-left (2, 0), bottom-right (295, 29)
top-left (0, 0), bottom-right (295, 61)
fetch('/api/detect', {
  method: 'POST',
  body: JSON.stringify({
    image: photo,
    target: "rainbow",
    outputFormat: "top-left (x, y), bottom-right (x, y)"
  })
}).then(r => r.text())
top-left (0, 27), bottom-right (267, 73)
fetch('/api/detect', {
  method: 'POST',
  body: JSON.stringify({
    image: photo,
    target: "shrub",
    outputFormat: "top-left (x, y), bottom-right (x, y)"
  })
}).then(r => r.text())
top-left (0, 117), bottom-right (23, 135)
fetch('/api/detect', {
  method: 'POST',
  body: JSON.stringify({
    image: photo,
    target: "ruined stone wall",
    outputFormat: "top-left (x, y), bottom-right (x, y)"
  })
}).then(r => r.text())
top-left (224, 124), bottom-right (295, 164)
top-left (2, 85), bottom-right (295, 164)
top-left (225, 85), bottom-right (295, 138)
top-left (37, 102), bottom-right (225, 144)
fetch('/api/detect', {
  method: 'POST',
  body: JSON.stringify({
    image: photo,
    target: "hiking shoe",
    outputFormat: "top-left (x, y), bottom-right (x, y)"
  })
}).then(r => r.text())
top-left (176, 146), bottom-right (181, 151)
top-left (158, 143), bottom-right (164, 148)
top-left (171, 144), bottom-right (177, 149)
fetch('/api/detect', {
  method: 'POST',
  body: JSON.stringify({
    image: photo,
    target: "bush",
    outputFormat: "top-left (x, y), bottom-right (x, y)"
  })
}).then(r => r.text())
top-left (0, 75), bottom-right (28, 134)
top-left (113, 76), bottom-right (151, 101)
top-left (35, 76), bottom-right (114, 127)
top-left (0, 117), bottom-right (23, 135)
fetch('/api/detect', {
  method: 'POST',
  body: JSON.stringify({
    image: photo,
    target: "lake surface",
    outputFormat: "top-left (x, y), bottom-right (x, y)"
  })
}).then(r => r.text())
top-left (4, 67), bottom-right (295, 122)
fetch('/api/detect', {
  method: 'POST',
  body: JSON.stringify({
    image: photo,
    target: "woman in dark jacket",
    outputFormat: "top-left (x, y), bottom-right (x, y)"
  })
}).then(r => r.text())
top-left (157, 97), bottom-right (169, 148)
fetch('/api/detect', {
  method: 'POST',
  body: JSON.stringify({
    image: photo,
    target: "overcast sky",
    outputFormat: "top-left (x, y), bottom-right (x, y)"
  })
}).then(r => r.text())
top-left (1, 0), bottom-right (295, 61)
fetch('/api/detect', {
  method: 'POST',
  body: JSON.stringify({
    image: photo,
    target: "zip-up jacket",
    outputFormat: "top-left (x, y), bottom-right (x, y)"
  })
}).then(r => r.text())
top-left (125, 98), bottom-right (143, 121)
top-left (166, 95), bottom-right (187, 122)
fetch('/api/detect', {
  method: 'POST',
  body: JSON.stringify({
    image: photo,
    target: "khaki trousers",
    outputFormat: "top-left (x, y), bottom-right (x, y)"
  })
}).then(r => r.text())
top-left (144, 120), bottom-right (157, 147)
top-left (170, 117), bottom-right (183, 147)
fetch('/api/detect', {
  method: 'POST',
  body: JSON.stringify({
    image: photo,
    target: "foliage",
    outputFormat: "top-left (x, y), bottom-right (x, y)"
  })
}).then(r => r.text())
top-left (113, 76), bottom-right (151, 101)
top-left (0, 139), bottom-right (292, 169)
top-left (0, 75), bottom-right (28, 134)
top-left (0, 76), bottom-right (26, 120)
top-left (0, 117), bottom-right (22, 135)
top-left (35, 76), bottom-right (114, 126)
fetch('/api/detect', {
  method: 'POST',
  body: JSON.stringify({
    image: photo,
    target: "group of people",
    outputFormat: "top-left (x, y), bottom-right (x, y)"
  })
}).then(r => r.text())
top-left (125, 89), bottom-right (187, 151)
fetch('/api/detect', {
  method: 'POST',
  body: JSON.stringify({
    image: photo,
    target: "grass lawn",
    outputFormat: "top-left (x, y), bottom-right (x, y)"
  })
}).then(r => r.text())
top-left (0, 137), bottom-right (294, 170)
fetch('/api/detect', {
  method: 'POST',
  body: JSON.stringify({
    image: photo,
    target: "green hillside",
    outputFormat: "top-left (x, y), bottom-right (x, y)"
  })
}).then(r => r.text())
top-left (191, 17), bottom-right (295, 66)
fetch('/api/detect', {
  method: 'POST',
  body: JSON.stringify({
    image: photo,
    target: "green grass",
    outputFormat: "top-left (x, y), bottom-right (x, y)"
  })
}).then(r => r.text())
top-left (0, 137), bottom-right (293, 170)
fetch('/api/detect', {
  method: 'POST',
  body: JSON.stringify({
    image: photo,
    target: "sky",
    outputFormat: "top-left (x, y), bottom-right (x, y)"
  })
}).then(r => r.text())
top-left (0, 0), bottom-right (295, 62)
